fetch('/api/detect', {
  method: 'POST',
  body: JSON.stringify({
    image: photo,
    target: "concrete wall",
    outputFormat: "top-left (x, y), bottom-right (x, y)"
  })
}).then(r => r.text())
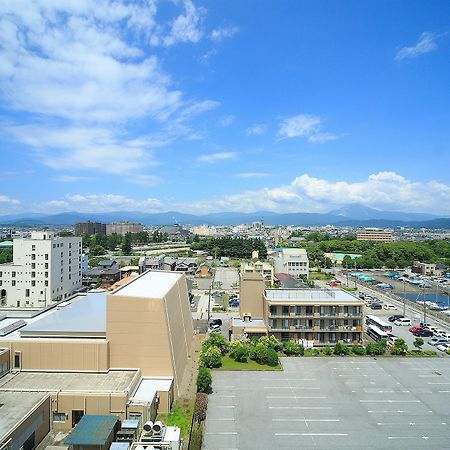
top-left (51, 392), bottom-right (127, 431)
top-left (239, 273), bottom-right (265, 320)
top-left (0, 348), bottom-right (10, 377)
top-left (4, 339), bottom-right (109, 372)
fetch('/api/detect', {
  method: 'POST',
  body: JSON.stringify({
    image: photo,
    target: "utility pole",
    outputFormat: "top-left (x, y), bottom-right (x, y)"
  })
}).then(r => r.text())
top-left (345, 263), bottom-right (349, 287)
top-left (403, 279), bottom-right (406, 316)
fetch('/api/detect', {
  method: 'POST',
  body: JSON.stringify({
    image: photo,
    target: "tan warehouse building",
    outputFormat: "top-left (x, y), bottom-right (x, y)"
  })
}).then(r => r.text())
top-left (0, 270), bottom-right (193, 449)
top-left (233, 273), bottom-right (364, 346)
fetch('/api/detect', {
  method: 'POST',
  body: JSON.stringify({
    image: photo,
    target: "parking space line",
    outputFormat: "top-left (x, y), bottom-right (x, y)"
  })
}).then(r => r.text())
top-left (272, 419), bottom-right (340, 422)
top-left (267, 396), bottom-right (326, 400)
top-left (360, 400), bottom-right (420, 403)
top-left (214, 395), bottom-right (236, 398)
top-left (263, 386), bottom-right (319, 389)
top-left (269, 406), bottom-right (332, 410)
top-left (428, 382), bottom-right (450, 385)
top-left (206, 432), bottom-right (238, 435)
top-left (209, 418), bottom-right (236, 421)
top-left (275, 433), bottom-right (348, 436)
top-left (217, 405), bottom-right (235, 409)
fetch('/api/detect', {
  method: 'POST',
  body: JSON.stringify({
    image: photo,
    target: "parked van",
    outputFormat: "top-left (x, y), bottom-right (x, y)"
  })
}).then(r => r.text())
top-left (394, 317), bottom-right (411, 326)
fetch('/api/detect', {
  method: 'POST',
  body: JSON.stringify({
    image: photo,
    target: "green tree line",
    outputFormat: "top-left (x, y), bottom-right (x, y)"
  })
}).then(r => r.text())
top-left (191, 237), bottom-right (268, 259)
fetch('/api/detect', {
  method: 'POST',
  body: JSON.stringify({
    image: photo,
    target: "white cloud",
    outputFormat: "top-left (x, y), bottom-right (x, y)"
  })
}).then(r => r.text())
top-left (396, 32), bottom-right (439, 60)
top-left (219, 115), bottom-right (235, 127)
top-left (177, 100), bottom-right (220, 122)
top-left (0, 195), bottom-right (20, 205)
top-left (5, 124), bottom-right (160, 174)
top-left (210, 25), bottom-right (239, 42)
top-left (183, 172), bottom-right (450, 214)
top-left (278, 114), bottom-right (340, 143)
top-left (246, 124), bottom-right (267, 136)
top-left (41, 194), bottom-right (163, 213)
top-left (53, 175), bottom-right (92, 183)
top-left (198, 152), bottom-right (237, 163)
top-left (129, 174), bottom-right (162, 187)
top-left (154, 0), bottom-right (205, 47)
top-left (236, 172), bottom-right (270, 178)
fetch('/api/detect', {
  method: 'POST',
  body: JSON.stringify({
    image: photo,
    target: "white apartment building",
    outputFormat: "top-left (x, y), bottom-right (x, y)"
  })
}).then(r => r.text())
top-left (272, 248), bottom-right (309, 279)
top-left (0, 232), bottom-right (82, 307)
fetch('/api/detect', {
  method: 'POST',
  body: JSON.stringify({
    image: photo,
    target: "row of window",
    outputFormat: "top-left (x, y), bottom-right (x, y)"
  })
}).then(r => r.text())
top-left (270, 318), bottom-right (361, 329)
top-left (287, 261), bottom-right (308, 267)
top-left (269, 305), bottom-right (362, 316)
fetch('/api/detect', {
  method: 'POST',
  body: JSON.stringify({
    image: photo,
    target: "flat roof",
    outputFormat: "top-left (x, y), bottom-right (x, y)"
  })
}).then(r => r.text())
top-left (0, 370), bottom-right (138, 392)
top-left (20, 291), bottom-right (107, 337)
top-left (131, 377), bottom-right (173, 402)
top-left (113, 270), bottom-right (182, 299)
top-left (65, 415), bottom-right (120, 445)
top-left (0, 391), bottom-right (48, 441)
top-left (232, 317), bottom-right (266, 328)
top-left (265, 288), bottom-right (362, 303)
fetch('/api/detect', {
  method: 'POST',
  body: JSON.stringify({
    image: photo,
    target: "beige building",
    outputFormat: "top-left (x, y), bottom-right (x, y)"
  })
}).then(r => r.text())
top-left (106, 221), bottom-right (144, 235)
top-left (411, 261), bottom-right (436, 276)
top-left (240, 251), bottom-right (275, 286)
top-left (271, 247), bottom-right (309, 279)
top-left (233, 272), bottom-right (364, 346)
top-left (356, 228), bottom-right (393, 242)
top-left (0, 270), bottom-right (193, 448)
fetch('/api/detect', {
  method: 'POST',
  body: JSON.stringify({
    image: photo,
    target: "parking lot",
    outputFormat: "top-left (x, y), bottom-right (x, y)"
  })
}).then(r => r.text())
top-left (203, 357), bottom-right (450, 450)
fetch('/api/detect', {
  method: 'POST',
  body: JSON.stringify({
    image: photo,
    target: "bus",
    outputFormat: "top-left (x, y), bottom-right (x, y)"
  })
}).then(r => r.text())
top-left (366, 324), bottom-right (388, 342)
top-left (365, 314), bottom-right (392, 332)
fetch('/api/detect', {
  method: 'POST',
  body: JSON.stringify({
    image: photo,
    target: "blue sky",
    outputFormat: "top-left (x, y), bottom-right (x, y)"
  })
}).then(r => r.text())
top-left (1, 0), bottom-right (450, 215)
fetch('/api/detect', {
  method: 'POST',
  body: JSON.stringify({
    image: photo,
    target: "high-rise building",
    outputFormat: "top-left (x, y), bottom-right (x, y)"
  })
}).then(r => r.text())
top-left (271, 248), bottom-right (309, 278)
top-left (356, 228), bottom-right (393, 242)
top-left (0, 232), bottom-right (82, 307)
top-left (74, 221), bottom-right (106, 236)
top-left (106, 221), bottom-right (144, 235)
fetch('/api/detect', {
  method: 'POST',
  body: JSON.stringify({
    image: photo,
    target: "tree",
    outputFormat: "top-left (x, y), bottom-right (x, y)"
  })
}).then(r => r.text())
top-left (413, 337), bottom-right (424, 352)
top-left (196, 367), bottom-right (212, 393)
top-left (283, 341), bottom-right (304, 356)
top-left (121, 232), bottom-right (133, 255)
top-left (212, 246), bottom-right (221, 259)
top-left (58, 231), bottom-right (74, 237)
top-left (391, 338), bottom-right (408, 355)
top-left (89, 244), bottom-right (106, 256)
top-left (333, 342), bottom-right (350, 356)
top-left (200, 346), bottom-right (222, 368)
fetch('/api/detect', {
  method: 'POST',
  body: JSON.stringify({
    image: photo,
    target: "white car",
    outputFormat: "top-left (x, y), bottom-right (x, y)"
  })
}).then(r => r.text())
top-left (394, 318), bottom-right (411, 326)
top-left (383, 304), bottom-right (397, 310)
top-left (436, 343), bottom-right (450, 352)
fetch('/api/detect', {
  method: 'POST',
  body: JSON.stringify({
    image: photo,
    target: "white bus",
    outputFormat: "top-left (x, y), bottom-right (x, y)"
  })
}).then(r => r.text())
top-left (365, 314), bottom-right (392, 332)
top-left (367, 324), bottom-right (388, 342)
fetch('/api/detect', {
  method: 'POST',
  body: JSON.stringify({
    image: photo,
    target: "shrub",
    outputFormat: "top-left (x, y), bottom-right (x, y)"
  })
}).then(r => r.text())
top-left (283, 341), bottom-right (304, 356)
top-left (264, 348), bottom-right (279, 366)
top-left (352, 345), bottom-right (367, 356)
top-left (333, 342), bottom-right (350, 356)
top-left (390, 338), bottom-right (408, 356)
top-left (189, 422), bottom-right (203, 450)
top-left (202, 334), bottom-right (227, 353)
top-left (196, 367), bottom-right (212, 393)
top-left (200, 346), bottom-right (222, 368)
top-left (322, 346), bottom-right (333, 356)
top-left (413, 337), bottom-right (424, 351)
top-left (194, 393), bottom-right (208, 422)
top-left (233, 345), bottom-right (249, 362)
top-left (258, 335), bottom-right (282, 352)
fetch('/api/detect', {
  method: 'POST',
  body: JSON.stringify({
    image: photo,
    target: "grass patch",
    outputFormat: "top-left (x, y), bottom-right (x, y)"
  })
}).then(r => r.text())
top-left (157, 399), bottom-right (194, 440)
top-left (309, 272), bottom-right (333, 281)
top-left (341, 286), bottom-right (357, 291)
top-left (217, 355), bottom-right (282, 371)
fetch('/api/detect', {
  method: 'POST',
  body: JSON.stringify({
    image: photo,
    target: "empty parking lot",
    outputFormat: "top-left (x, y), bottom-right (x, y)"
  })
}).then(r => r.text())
top-left (203, 357), bottom-right (450, 450)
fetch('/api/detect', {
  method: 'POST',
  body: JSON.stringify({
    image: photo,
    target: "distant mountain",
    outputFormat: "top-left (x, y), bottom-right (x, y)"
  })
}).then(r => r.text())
top-left (0, 205), bottom-right (449, 229)
top-left (329, 204), bottom-right (438, 222)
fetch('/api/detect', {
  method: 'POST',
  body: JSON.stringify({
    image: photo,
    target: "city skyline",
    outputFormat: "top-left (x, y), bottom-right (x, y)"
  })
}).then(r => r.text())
top-left (1, 1), bottom-right (450, 215)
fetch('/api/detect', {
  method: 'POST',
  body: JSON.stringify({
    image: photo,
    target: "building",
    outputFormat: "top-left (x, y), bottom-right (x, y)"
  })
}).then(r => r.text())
top-left (412, 261), bottom-right (436, 276)
top-left (0, 270), bottom-right (193, 447)
top-left (139, 255), bottom-right (165, 273)
top-left (106, 222), bottom-right (144, 235)
top-left (0, 232), bottom-right (82, 307)
top-left (240, 251), bottom-right (275, 286)
top-left (356, 228), bottom-right (393, 242)
top-left (75, 222), bottom-right (106, 236)
top-left (271, 248), bottom-right (309, 279)
top-left (232, 272), bottom-right (364, 346)
top-left (324, 252), bottom-right (362, 266)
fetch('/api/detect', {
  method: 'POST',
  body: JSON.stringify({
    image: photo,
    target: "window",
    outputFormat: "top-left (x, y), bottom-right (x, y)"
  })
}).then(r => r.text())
top-left (25, 289), bottom-right (30, 297)
top-left (32, 245), bottom-right (36, 251)
top-left (31, 254), bottom-right (36, 260)
top-left (14, 352), bottom-right (21, 369)
top-left (12, 280), bottom-right (16, 286)
top-left (31, 272), bottom-right (35, 278)
top-left (45, 272), bottom-right (48, 278)
top-left (53, 412), bottom-right (66, 423)
top-left (45, 263), bottom-right (48, 269)
top-left (45, 254), bottom-right (48, 260)
top-left (12, 272), bottom-right (16, 277)
top-left (45, 281), bottom-right (48, 287)
top-left (31, 281), bottom-right (35, 287)
top-left (31, 263), bottom-right (35, 269)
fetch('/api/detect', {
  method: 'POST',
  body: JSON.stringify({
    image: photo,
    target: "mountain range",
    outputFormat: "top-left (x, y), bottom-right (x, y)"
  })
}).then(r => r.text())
top-left (0, 204), bottom-right (449, 228)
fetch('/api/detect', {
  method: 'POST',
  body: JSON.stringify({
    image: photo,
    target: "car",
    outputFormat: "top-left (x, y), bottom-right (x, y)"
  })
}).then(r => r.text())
top-left (210, 318), bottom-right (223, 327)
top-left (436, 343), bottom-right (450, 352)
top-left (428, 336), bottom-right (449, 346)
top-left (208, 327), bottom-right (221, 333)
top-left (388, 314), bottom-right (404, 322)
top-left (388, 336), bottom-right (398, 347)
top-left (394, 318), bottom-right (411, 326)
top-left (383, 304), bottom-right (397, 310)
top-left (369, 303), bottom-right (382, 310)
top-left (420, 322), bottom-right (431, 328)
top-left (414, 329), bottom-right (433, 337)
top-left (440, 332), bottom-right (450, 340)
top-left (229, 301), bottom-right (239, 308)
top-left (409, 326), bottom-right (422, 333)
top-left (434, 329), bottom-right (446, 336)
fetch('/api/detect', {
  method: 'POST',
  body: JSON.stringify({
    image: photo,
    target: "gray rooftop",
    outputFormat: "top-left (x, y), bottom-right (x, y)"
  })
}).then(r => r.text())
top-left (0, 370), bottom-right (138, 393)
top-left (265, 288), bottom-right (362, 303)
top-left (0, 391), bottom-right (48, 441)
top-left (20, 291), bottom-right (107, 337)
